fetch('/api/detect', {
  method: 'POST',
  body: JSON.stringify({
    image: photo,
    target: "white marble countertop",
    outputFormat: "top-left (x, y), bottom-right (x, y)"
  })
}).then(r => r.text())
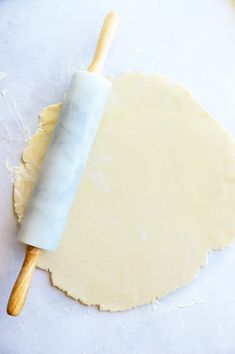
top-left (1, 0), bottom-right (235, 353)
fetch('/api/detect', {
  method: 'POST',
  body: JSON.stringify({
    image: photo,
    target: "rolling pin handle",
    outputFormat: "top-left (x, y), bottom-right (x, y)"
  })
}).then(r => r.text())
top-left (7, 246), bottom-right (41, 316)
top-left (88, 11), bottom-right (119, 74)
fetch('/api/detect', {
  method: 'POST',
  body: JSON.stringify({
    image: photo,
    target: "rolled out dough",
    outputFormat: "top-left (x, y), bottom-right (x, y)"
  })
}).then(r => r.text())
top-left (14, 73), bottom-right (235, 311)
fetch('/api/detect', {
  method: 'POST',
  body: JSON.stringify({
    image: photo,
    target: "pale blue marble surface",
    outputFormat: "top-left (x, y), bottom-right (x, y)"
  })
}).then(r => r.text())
top-left (18, 70), bottom-right (112, 251)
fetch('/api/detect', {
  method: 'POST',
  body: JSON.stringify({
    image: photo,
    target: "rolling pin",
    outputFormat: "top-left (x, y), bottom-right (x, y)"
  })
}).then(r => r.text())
top-left (7, 11), bottom-right (119, 316)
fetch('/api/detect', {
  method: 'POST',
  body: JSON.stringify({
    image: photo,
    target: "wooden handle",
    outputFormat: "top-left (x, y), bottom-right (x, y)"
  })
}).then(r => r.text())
top-left (88, 11), bottom-right (119, 74)
top-left (7, 246), bottom-right (41, 316)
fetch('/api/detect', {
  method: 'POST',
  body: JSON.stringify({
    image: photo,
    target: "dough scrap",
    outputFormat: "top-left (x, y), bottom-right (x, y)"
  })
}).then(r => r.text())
top-left (14, 73), bottom-right (235, 311)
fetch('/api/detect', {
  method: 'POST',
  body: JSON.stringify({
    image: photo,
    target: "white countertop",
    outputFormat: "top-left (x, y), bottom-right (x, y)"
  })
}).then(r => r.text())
top-left (1, 1), bottom-right (235, 353)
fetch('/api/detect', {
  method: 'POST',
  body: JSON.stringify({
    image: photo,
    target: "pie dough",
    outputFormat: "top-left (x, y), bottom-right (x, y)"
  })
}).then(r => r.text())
top-left (14, 73), bottom-right (235, 311)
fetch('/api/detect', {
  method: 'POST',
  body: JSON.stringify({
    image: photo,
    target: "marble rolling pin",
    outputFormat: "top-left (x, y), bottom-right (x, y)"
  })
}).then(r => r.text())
top-left (7, 11), bottom-right (119, 316)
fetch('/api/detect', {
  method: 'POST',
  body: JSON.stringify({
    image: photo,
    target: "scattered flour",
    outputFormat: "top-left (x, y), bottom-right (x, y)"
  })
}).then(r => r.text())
top-left (0, 89), bottom-right (31, 139)
top-left (0, 72), bottom-right (6, 80)
top-left (4, 157), bottom-right (17, 183)
top-left (151, 295), bottom-right (207, 313)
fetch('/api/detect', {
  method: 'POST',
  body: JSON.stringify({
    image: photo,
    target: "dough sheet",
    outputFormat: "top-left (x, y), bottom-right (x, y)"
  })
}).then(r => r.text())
top-left (14, 73), bottom-right (235, 310)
